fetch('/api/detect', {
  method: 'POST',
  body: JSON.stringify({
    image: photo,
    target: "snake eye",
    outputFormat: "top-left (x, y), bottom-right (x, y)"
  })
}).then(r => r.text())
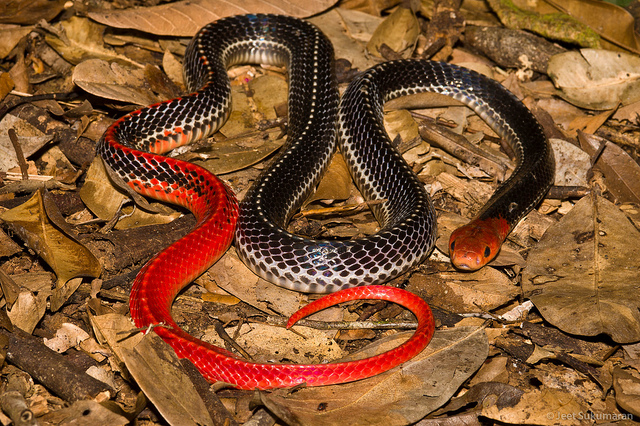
top-left (484, 246), bottom-right (491, 258)
top-left (450, 241), bottom-right (455, 251)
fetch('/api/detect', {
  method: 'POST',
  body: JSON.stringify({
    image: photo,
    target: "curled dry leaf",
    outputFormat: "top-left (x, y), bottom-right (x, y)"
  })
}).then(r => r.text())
top-left (522, 193), bottom-right (640, 343)
top-left (0, 190), bottom-right (102, 286)
top-left (304, 154), bottom-right (352, 204)
top-left (547, 49), bottom-right (640, 110)
top-left (260, 327), bottom-right (488, 426)
top-left (88, 0), bottom-right (338, 37)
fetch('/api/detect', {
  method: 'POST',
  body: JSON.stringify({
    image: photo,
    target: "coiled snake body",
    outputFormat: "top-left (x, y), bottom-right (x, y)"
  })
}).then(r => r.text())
top-left (99, 14), bottom-right (553, 389)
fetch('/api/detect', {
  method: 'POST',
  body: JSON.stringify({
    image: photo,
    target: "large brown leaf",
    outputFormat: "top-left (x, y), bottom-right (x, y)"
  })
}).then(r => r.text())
top-left (260, 327), bottom-right (488, 426)
top-left (522, 193), bottom-right (640, 343)
top-left (88, 0), bottom-right (338, 37)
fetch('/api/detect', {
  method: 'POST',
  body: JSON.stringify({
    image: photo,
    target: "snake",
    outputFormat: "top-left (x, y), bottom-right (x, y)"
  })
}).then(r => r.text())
top-left (98, 13), bottom-right (553, 389)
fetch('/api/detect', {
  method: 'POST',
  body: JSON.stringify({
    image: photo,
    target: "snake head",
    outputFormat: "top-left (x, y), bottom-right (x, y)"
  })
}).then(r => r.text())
top-left (448, 217), bottom-right (509, 271)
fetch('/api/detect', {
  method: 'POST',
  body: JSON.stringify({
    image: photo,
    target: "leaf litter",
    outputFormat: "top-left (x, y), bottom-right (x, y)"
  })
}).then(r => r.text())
top-left (0, 0), bottom-right (639, 424)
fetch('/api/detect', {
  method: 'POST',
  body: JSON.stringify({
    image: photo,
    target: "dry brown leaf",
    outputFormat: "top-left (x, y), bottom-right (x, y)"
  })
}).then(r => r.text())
top-left (45, 16), bottom-right (142, 67)
top-left (260, 327), bottom-right (488, 426)
top-left (548, 49), bottom-right (640, 110)
top-left (91, 313), bottom-right (214, 426)
top-left (0, 0), bottom-right (65, 25)
top-left (80, 157), bottom-right (127, 221)
top-left (190, 132), bottom-right (285, 175)
top-left (522, 193), bottom-right (640, 343)
top-left (81, 157), bottom-right (181, 229)
top-left (579, 132), bottom-right (640, 204)
top-left (427, 268), bottom-right (519, 312)
top-left (88, 0), bottom-right (338, 37)
top-left (7, 272), bottom-right (52, 334)
top-left (72, 59), bottom-right (160, 107)
top-left (0, 190), bottom-right (102, 286)
top-left (205, 247), bottom-right (306, 317)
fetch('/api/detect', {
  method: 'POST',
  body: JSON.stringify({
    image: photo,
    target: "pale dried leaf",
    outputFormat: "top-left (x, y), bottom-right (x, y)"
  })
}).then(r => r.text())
top-left (309, 8), bottom-right (381, 71)
top-left (548, 49), bottom-right (640, 110)
top-left (549, 138), bottom-right (589, 187)
top-left (88, 0), bottom-right (338, 37)
top-left (40, 400), bottom-right (128, 425)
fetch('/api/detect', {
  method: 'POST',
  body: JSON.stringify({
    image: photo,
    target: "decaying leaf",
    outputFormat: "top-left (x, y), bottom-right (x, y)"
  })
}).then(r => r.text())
top-left (260, 327), bottom-right (488, 426)
top-left (0, 190), bottom-right (102, 286)
top-left (522, 193), bottom-right (640, 343)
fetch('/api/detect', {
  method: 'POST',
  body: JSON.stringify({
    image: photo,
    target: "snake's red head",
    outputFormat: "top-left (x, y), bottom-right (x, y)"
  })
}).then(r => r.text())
top-left (448, 217), bottom-right (509, 271)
